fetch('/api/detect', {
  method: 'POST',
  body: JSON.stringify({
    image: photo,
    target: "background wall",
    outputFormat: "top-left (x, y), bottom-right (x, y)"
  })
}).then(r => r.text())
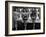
top-left (0, 0), bottom-right (46, 37)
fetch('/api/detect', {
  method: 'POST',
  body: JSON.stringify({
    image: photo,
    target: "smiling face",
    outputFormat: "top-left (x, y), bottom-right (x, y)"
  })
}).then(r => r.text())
top-left (31, 8), bottom-right (37, 20)
top-left (22, 14), bottom-right (29, 22)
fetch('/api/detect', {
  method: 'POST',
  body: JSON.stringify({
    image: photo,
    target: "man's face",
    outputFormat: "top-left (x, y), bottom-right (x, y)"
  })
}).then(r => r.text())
top-left (31, 9), bottom-right (36, 20)
top-left (22, 14), bottom-right (28, 21)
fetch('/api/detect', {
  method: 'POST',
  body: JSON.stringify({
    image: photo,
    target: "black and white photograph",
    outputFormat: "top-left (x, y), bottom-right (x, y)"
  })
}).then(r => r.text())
top-left (5, 1), bottom-right (45, 36)
top-left (12, 7), bottom-right (41, 30)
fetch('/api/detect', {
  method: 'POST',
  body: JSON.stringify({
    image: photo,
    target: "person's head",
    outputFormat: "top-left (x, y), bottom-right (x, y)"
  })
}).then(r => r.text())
top-left (22, 14), bottom-right (28, 21)
top-left (31, 8), bottom-right (37, 20)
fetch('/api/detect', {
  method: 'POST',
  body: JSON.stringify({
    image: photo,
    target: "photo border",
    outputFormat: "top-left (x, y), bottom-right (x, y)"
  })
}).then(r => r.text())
top-left (5, 1), bottom-right (45, 36)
